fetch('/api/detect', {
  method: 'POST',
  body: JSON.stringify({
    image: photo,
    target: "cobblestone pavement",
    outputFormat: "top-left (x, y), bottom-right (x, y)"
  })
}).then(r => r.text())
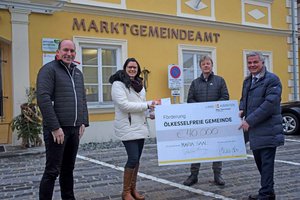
top-left (0, 135), bottom-right (299, 200)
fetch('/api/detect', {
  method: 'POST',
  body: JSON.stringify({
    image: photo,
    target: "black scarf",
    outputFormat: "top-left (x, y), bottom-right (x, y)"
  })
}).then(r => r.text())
top-left (130, 79), bottom-right (143, 93)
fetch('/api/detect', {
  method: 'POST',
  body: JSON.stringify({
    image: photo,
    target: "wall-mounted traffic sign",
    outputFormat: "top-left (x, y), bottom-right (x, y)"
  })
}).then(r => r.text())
top-left (168, 64), bottom-right (183, 89)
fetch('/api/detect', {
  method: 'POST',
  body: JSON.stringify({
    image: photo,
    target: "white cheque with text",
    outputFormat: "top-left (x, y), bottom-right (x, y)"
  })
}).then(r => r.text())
top-left (155, 100), bottom-right (247, 166)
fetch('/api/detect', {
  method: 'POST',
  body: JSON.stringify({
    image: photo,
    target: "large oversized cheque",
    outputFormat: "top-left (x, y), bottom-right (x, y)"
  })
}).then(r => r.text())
top-left (155, 100), bottom-right (247, 166)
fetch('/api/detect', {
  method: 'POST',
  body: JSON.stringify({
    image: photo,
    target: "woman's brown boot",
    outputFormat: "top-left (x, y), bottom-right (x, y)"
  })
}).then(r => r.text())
top-left (122, 168), bottom-right (134, 200)
top-left (131, 164), bottom-right (145, 200)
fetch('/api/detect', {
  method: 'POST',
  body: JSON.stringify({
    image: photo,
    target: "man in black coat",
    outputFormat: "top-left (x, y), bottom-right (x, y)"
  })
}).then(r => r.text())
top-left (239, 51), bottom-right (284, 200)
top-left (37, 39), bottom-right (89, 200)
top-left (183, 55), bottom-right (229, 187)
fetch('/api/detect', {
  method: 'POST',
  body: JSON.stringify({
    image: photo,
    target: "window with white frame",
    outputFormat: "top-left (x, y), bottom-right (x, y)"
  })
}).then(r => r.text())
top-left (74, 37), bottom-right (127, 109)
top-left (178, 45), bottom-right (216, 102)
top-left (243, 50), bottom-right (272, 77)
top-left (82, 47), bottom-right (118, 106)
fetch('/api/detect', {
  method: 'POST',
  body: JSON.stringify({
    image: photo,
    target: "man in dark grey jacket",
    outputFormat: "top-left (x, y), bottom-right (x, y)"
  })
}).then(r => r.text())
top-left (183, 55), bottom-right (229, 186)
top-left (239, 52), bottom-right (284, 200)
top-left (37, 39), bottom-right (89, 200)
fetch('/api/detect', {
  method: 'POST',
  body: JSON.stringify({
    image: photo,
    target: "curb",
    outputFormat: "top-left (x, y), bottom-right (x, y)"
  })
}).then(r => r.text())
top-left (0, 146), bottom-right (45, 158)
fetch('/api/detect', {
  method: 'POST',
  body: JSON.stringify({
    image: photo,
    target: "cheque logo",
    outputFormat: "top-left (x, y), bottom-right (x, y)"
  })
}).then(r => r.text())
top-left (214, 103), bottom-right (221, 112)
top-left (215, 103), bottom-right (235, 112)
top-left (177, 128), bottom-right (219, 139)
top-left (220, 103), bottom-right (235, 108)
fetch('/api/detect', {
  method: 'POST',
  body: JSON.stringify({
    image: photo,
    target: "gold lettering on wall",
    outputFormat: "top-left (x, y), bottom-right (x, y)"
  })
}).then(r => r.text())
top-left (72, 18), bottom-right (221, 43)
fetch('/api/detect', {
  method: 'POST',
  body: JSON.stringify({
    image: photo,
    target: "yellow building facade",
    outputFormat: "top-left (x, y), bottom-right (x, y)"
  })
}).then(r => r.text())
top-left (0, 0), bottom-right (298, 144)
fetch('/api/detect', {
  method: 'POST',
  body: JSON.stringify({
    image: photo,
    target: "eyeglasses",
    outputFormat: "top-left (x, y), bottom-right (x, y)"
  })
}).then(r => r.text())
top-left (127, 66), bottom-right (137, 69)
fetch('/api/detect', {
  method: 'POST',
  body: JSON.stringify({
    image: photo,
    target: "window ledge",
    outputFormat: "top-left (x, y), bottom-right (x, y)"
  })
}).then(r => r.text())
top-left (88, 106), bottom-right (115, 114)
top-left (252, 0), bottom-right (274, 3)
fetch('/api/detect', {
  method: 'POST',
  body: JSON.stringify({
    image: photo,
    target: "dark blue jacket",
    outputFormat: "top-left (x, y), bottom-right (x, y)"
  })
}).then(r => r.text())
top-left (37, 60), bottom-right (89, 131)
top-left (187, 72), bottom-right (229, 103)
top-left (239, 67), bottom-right (284, 150)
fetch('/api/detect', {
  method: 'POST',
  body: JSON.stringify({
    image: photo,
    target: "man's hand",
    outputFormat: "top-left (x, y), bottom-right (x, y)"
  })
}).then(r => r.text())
top-left (79, 124), bottom-right (85, 139)
top-left (51, 128), bottom-right (64, 144)
top-left (239, 110), bottom-right (244, 118)
top-left (239, 120), bottom-right (250, 132)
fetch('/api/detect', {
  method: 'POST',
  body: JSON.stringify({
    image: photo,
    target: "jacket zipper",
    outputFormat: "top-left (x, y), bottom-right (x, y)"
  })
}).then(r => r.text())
top-left (61, 62), bottom-right (78, 126)
top-left (205, 78), bottom-right (209, 102)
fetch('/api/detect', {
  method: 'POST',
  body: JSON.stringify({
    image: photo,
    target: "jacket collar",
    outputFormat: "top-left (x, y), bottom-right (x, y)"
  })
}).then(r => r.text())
top-left (58, 60), bottom-right (77, 70)
top-left (200, 72), bottom-right (214, 81)
top-left (245, 66), bottom-right (267, 82)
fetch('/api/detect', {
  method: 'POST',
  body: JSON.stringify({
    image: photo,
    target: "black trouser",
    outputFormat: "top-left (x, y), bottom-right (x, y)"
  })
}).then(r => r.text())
top-left (252, 147), bottom-right (276, 198)
top-left (122, 139), bottom-right (145, 169)
top-left (190, 162), bottom-right (222, 175)
top-left (39, 126), bottom-right (80, 200)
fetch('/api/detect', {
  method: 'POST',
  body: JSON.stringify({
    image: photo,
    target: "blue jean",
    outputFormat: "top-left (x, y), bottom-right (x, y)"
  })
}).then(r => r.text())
top-left (122, 139), bottom-right (145, 169)
top-left (39, 126), bottom-right (80, 200)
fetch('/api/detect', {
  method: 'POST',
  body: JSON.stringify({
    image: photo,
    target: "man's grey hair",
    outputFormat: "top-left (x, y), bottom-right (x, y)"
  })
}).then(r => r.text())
top-left (246, 51), bottom-right (265, 63)
top-left (199, 55), bottom-right (213, 66)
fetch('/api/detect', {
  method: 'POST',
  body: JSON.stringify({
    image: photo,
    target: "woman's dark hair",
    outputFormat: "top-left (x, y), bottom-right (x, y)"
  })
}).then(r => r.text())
top-left (123, 57), bottom-right (142, 78)
top-left (109, 58), bottom-right (143, 90)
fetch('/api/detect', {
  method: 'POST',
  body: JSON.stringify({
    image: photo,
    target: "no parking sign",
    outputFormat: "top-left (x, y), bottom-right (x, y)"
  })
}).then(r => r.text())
top-left (168, 64), bottom-right (183, 89)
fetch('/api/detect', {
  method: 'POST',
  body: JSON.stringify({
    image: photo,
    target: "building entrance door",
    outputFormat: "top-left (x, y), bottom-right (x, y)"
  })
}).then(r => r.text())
top-left (0, 42), bottom-right (12, 144)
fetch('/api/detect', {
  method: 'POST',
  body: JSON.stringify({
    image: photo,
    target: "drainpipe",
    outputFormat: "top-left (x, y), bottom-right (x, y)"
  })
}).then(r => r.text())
top-left (291, 0), bottom-right (298, 100)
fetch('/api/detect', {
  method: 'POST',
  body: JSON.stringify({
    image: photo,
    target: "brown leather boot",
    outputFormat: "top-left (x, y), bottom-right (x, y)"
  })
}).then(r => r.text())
top-left (122, 168), bottom-right (134, 200)
top-left (131, 164), bottom-right (145, 200)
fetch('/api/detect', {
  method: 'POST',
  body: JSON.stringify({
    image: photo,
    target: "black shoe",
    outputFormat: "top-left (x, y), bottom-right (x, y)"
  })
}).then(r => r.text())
top-left (183, 174), bottom-right (198, 186)
top-left (248, 194), bottom-right (258, 200)
top-left (214, 173), bottom-right (225, 186)
top-left (248, 193), bottom-right (276, 200)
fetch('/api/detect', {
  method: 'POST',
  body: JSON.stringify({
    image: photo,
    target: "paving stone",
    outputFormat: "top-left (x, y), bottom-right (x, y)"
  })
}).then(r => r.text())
top-left (0, 136), bottom-right (299, 199)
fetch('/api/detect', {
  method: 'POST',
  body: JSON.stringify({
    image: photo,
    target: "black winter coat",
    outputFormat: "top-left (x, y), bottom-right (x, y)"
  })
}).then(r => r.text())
top-left (187, 72), bottom-right (229, 103)
top-left (37, 60), bottom-right (89, 131)
top-left (239, 67), bottom-right (284, 150)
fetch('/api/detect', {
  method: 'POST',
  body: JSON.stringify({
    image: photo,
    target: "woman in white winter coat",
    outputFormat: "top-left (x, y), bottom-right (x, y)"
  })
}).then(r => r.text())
top-left (109, 58), bottom-right (155, 200)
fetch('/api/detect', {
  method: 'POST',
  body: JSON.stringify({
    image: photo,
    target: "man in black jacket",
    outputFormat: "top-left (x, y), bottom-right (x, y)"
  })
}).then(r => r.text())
top-left (37, 39), bottom-right (89, 200)
top-left (183, 55), bottom-right (229, 187)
